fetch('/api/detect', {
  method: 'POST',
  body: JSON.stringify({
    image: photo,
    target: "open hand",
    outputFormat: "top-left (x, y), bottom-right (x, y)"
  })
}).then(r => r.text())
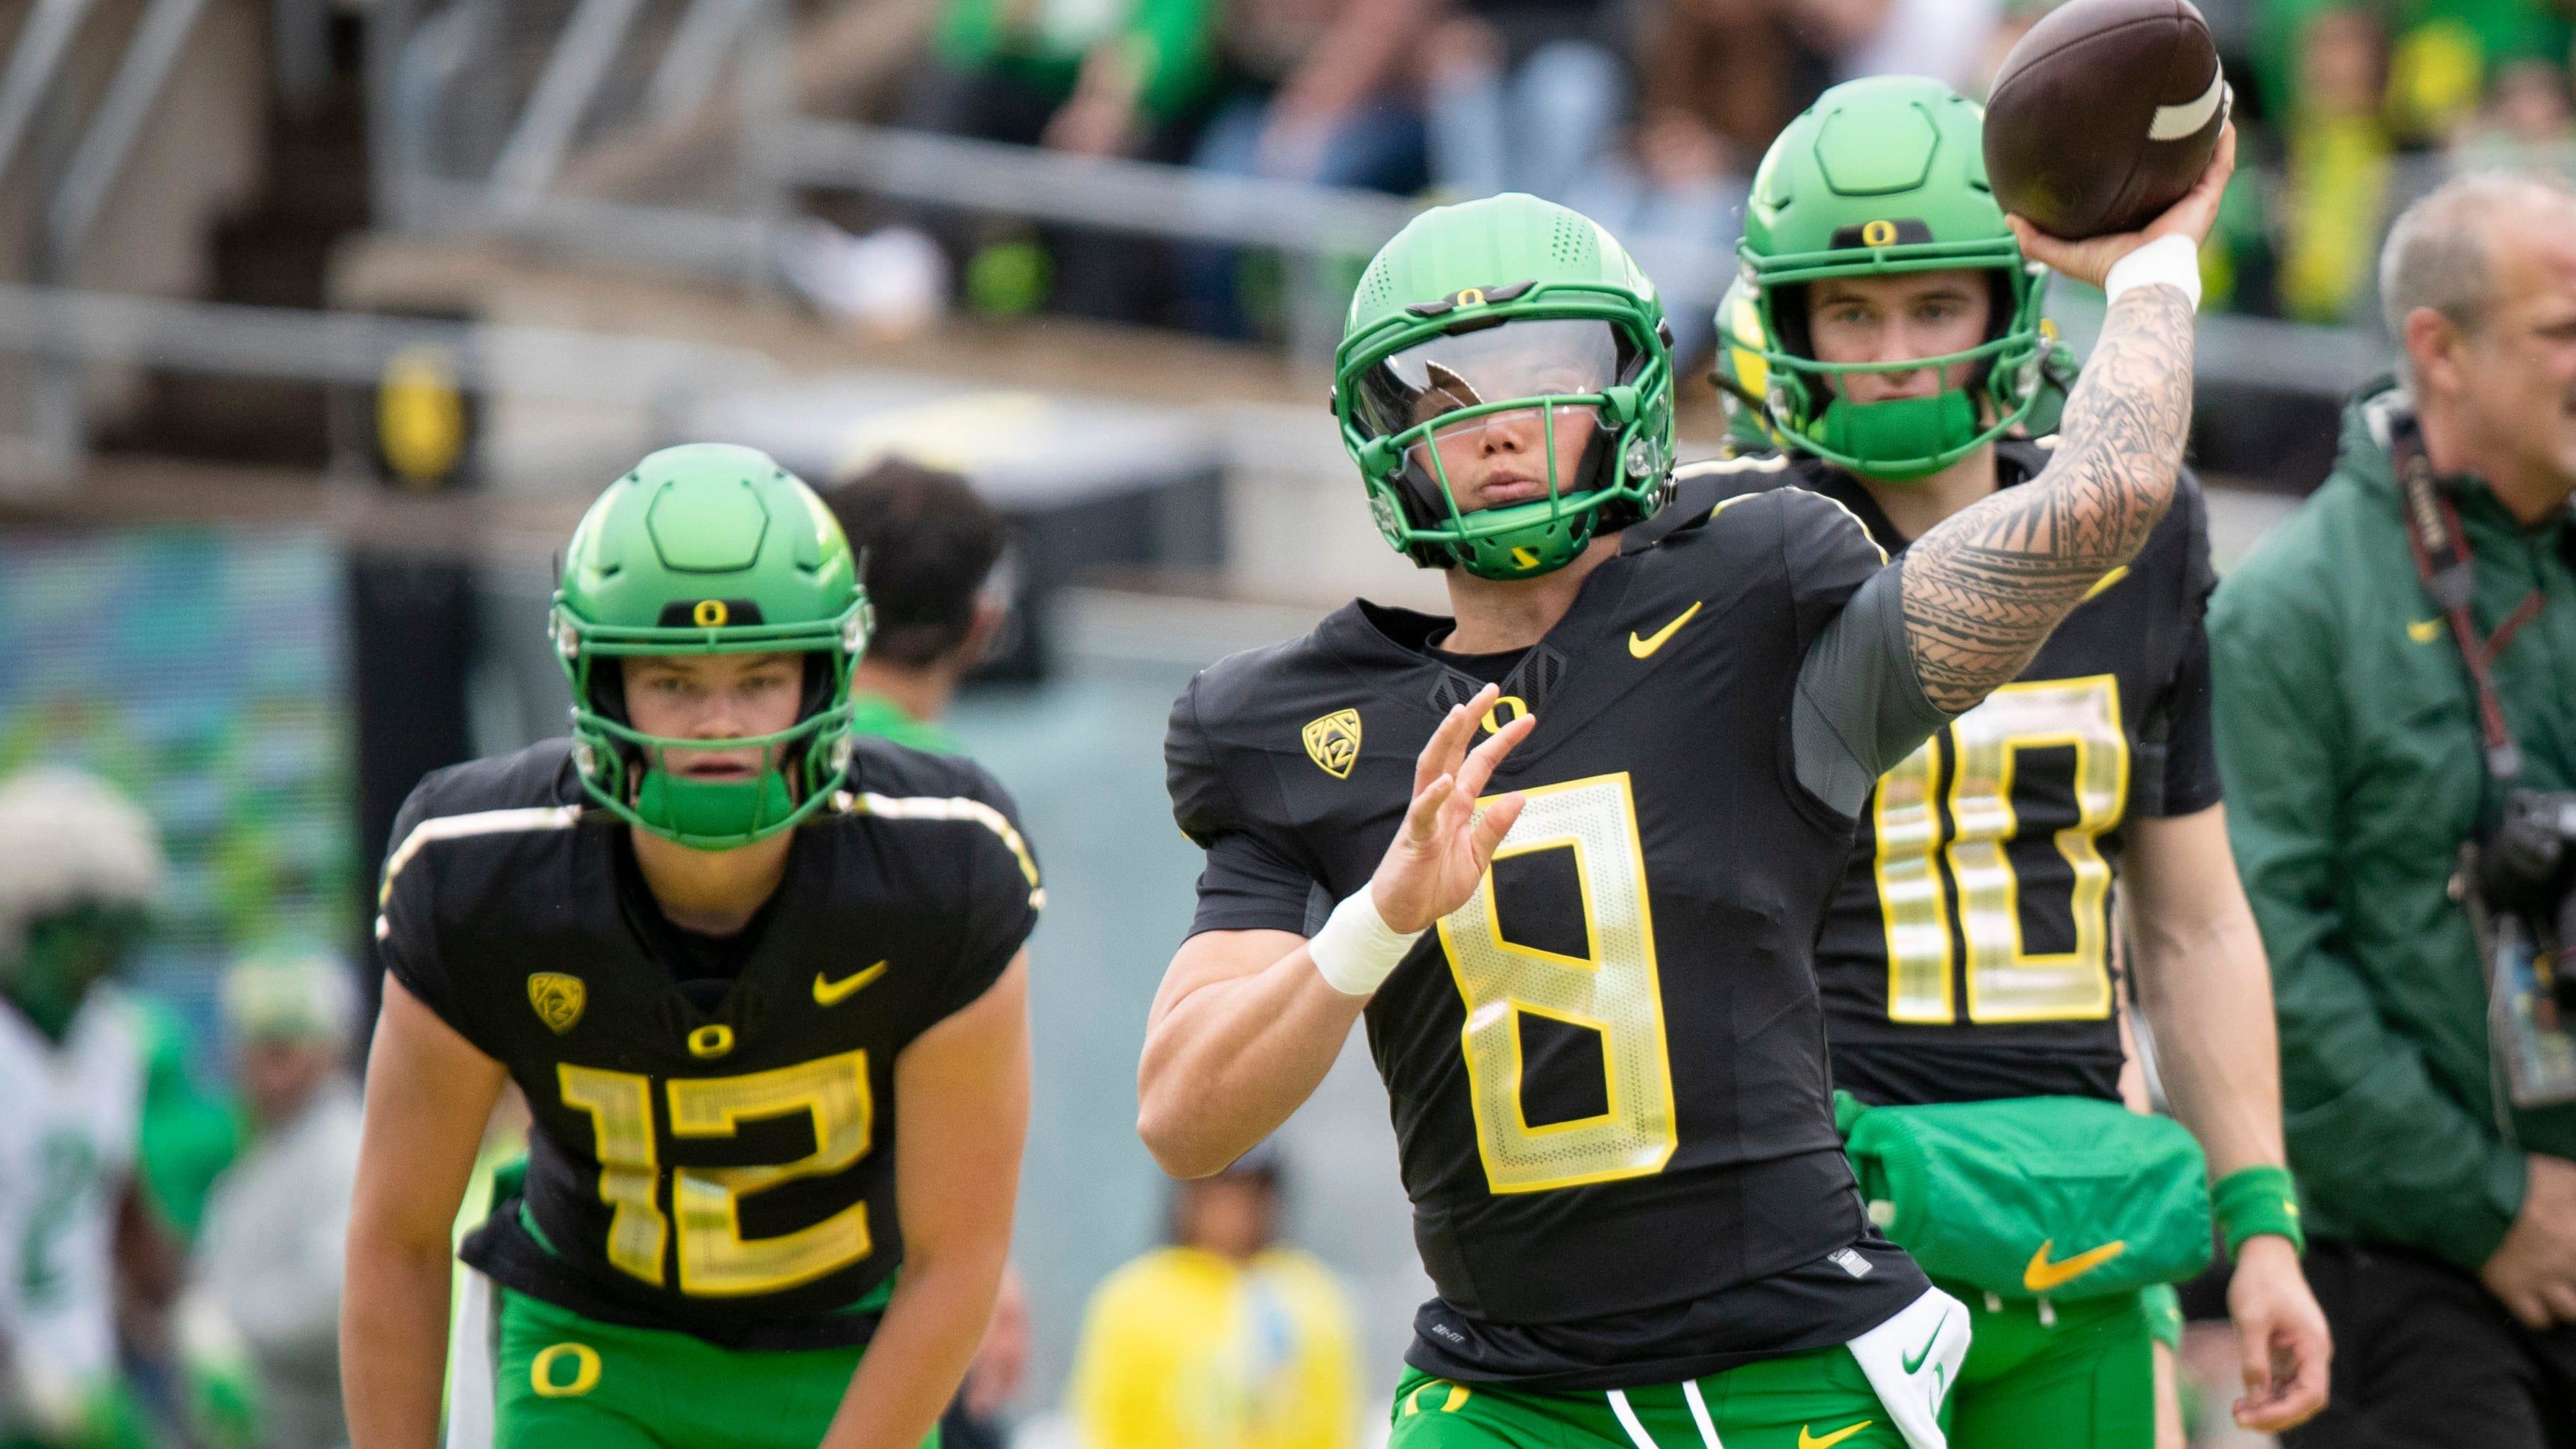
top-left (2225, 1234), bottom-right (2332, 1432)
top-left (2009, 123), bottom-right (2236, 291)
top-left (1370, 684), bottom-right (1533, 934)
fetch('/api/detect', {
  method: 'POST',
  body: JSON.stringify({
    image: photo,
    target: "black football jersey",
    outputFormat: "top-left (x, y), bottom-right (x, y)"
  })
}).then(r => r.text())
top-left (376, 739), bottom-right (1042, 1349)
top-left (1166, 489), bottom-right (1935, 1389)
top-left (1729, 443), bottom-right (2222, 1108)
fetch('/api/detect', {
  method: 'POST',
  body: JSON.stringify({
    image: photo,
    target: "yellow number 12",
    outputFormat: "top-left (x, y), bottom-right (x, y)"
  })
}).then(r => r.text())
top-left (556, 1050), bottom-right (875, 1297)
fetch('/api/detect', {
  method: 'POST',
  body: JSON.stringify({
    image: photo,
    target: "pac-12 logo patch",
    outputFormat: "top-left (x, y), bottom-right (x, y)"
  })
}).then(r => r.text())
top-left (528, 972), bottom-right (586, 1034)
top-left (1301, 708), bottom-right (1363, 780)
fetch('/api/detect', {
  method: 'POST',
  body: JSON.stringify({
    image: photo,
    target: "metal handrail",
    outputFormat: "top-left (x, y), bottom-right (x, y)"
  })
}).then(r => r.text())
top-left (770, 118), bottom-right (1425, 257)
top-left (0, 0), bottom-right (100, 192)
top-left (47, 0), bottom-right (217, 262)
top-left (0, 283), bottom-right (777, 402)
top-left (487, 0), bottom-right (650, 210)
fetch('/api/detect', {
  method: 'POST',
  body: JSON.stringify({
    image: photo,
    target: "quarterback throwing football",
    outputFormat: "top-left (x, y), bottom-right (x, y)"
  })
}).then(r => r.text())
top-left (1141, 131), bottom-right (2235, 1449)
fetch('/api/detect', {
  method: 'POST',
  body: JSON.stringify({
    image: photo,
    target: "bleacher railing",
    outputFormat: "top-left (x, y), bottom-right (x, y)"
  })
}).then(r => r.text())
top-left (0, 0), bottom-right (2398, 483)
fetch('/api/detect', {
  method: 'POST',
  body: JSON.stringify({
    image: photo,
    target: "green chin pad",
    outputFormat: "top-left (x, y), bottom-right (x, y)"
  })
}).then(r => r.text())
top-left (1442, 493), bottom-right (1602, 579)
top-left (1809, 391), bottom-right (1981, 482)
top-left (632, 768), bottom-right (799, 848)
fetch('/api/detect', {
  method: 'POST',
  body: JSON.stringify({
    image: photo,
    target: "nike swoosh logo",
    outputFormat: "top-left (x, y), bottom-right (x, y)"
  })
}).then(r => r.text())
top-left (813, 960), bottom-right (889, 1006)
top-left (1628, 601), bottom-right (1703, 658)
top-left (1800, 1421), bottom-right (1873, 1449)
top-left (2079, 564), bottom-right (2130, 601)
top-left (2022, 1237), bottom-right (2127, 1293)
top-left (1902, 1311), bottom-right (1950, 1373)
top-left (2408, 617), bottom-right (2445, 643)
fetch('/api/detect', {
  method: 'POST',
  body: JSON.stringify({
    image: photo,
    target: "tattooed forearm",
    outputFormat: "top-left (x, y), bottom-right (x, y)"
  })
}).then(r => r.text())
top-left (1901, 283), bottom-right (2196, 712)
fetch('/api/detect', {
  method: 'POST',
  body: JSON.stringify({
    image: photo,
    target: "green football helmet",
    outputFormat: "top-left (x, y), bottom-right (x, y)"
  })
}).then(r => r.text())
top-left (1738, 76), bottom-right (2066, 481)
top-left (1334, 193), bottom-right (1675, 580)
top-left (552, 443), bottom-right (872, 850)
top-left (1711, 276), bottom-right (1784, 456)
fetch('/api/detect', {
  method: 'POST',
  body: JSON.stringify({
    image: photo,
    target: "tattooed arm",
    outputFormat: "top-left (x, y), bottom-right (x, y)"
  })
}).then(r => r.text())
top-left (1900, 283), bottom-right (2197, 709)
top-left (1900, 127), bottom-right (2236, 713)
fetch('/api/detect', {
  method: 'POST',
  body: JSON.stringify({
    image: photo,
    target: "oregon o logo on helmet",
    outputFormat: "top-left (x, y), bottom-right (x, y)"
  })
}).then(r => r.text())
top-left (692, 599), bottom-right (729, 627)
top-left (1861, 219), bottom-right (1899, 247)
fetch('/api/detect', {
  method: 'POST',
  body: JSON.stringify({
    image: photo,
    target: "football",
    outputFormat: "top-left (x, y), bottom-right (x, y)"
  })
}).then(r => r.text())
top-left (1982, 0), bottom-right (2232, 240)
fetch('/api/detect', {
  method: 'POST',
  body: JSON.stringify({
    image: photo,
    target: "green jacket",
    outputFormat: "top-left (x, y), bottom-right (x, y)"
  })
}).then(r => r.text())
top-left (2209, 381), bottom-right (2576, 1272)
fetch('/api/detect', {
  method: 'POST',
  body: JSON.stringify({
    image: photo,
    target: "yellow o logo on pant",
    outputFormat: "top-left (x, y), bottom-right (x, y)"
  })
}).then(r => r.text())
top-left (531, 1341), bottom-right (602, 1398)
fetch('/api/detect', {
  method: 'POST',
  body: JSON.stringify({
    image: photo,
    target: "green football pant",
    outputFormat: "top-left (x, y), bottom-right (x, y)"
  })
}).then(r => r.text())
top-left (492, 1290), bottom-right (937, 1449)
top-left (1387, 1348), bottom-right (1908, 1449)
top-left (1942, 1284), bottom-right (2152, 1449)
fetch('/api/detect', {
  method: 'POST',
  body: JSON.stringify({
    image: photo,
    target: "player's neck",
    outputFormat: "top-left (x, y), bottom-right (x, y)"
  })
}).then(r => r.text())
top-left (630, 827), bottom-right (793, 936)
top-left (1854, 443), bottom-right (1999, 546)
top-left (1440, 531), bottom-right (1623, 654)
top-left (849, 658), bottom-right (956, 727)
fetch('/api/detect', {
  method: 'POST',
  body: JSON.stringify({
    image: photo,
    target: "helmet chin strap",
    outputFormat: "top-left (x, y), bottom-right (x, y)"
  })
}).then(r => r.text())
top-left (1811, 391), bottom-right (1981, 483)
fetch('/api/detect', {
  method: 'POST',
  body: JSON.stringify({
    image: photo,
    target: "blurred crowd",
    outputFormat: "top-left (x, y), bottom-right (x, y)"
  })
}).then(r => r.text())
top-left (780, 0), bottom-right (2576, 354)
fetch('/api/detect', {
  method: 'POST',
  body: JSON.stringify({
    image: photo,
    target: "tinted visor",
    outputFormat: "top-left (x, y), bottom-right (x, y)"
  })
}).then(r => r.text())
top-left (1355, 318), bottom-right (1636, 440)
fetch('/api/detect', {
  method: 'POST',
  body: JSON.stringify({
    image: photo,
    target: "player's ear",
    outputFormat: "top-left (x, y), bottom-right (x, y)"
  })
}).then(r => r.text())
top-left (961, 599), bottom-right (1009, 668)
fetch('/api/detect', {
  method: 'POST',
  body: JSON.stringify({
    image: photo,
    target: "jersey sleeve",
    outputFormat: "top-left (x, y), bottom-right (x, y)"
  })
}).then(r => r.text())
top-left (1779, 490), bottom-right (1953, 816)
top-left (922, 764), bottom-right (1043, 1024)
top-left (2151, 477), bottom-right (2223, 817)
top-left (374, 778), bottom-right (466, 1034)
top-left (1166, 673), bottom-right (1319, 939)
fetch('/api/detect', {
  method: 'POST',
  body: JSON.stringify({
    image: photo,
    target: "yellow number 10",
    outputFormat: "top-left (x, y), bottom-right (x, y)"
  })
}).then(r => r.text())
top-left (1436, 773), bottom-right (1678, 1194)
top-left (556, 1050), bottom-right (875, 1297)
top-left (1877, 675), bottom-right (2129, 1024)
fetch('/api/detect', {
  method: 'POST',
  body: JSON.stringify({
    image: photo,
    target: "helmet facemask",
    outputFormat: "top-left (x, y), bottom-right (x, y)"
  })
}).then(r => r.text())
top-left (554, 601), bottom-right (872, 851)
top-left (1750, 258), bottom-right (2054, 483)
top-left (1340, 295), bottom-right (1673, 580)
top-left (1736, 77), bottom-right (2077, 483)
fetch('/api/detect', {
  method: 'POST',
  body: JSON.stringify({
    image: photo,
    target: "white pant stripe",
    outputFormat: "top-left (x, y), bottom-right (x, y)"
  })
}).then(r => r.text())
top-left (1607, 1389), bottom-right (1660, 1449)
top-left (1682, 1379), bottom-right (1726, 1448)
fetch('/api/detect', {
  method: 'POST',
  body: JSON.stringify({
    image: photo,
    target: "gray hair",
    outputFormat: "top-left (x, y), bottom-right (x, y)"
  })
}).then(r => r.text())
top-left (2380, 170), bottom-right (2576, 386)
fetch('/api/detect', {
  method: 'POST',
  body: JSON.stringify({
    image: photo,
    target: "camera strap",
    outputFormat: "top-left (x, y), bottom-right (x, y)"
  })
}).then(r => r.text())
top-left (2393, 417), bottom-right (2540, 784)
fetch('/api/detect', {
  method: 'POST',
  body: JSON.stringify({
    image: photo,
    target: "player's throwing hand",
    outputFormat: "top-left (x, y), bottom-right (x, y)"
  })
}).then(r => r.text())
top-left (2007, 123), bottom-right (2237, 291)
top-left (1371, 684), bottom-right (1533, 935)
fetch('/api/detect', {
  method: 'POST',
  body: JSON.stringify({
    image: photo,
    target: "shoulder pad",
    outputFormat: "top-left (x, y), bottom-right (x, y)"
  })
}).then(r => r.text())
top-left (1637, 455), bottom-right (1793, 548)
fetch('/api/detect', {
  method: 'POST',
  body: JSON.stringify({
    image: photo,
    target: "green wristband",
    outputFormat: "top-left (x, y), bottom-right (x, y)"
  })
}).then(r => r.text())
top-left (2140, 1283), bottom-right (2184, 1352)
top-left (2212, 1165), bottom-right (2305, 1257)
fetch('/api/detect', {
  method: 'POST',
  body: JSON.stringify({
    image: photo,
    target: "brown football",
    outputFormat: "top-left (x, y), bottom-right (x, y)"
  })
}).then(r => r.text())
top-left (1982, 0), bottom-right (2231, 240)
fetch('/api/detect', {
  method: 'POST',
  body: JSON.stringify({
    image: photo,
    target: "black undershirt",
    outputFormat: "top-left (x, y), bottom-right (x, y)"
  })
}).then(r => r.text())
top-left (1425, 638), bottom-right (1527, 686)
top-left (611, 831), bottom-right (782, 1011)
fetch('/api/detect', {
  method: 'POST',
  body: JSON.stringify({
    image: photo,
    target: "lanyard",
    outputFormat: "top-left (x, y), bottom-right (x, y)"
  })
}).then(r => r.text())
top-left (2392, 417), bottom-right (2542, 784)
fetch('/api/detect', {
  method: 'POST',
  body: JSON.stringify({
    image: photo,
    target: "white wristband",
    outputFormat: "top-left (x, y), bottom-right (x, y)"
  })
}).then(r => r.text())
top-left (2103, 232), bottom-right (2203, 311)
top-left (1309, 889), bottom-right (1423, 997)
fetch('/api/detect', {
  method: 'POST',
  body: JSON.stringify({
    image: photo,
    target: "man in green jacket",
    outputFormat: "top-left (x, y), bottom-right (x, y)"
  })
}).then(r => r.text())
top-left (2210, 170), bottom-right (2576, 1445)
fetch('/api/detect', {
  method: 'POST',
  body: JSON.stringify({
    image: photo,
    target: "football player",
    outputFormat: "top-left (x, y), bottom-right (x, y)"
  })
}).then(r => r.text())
top-left (1712, 76), bottom-right (2330, 1445)
top-left (341, 444), bottom-right (1042, 1449)
top-left (1142, 123), bottom-right (2231, 1447)
top-left (0, 767), bottom-right (166, 1448)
